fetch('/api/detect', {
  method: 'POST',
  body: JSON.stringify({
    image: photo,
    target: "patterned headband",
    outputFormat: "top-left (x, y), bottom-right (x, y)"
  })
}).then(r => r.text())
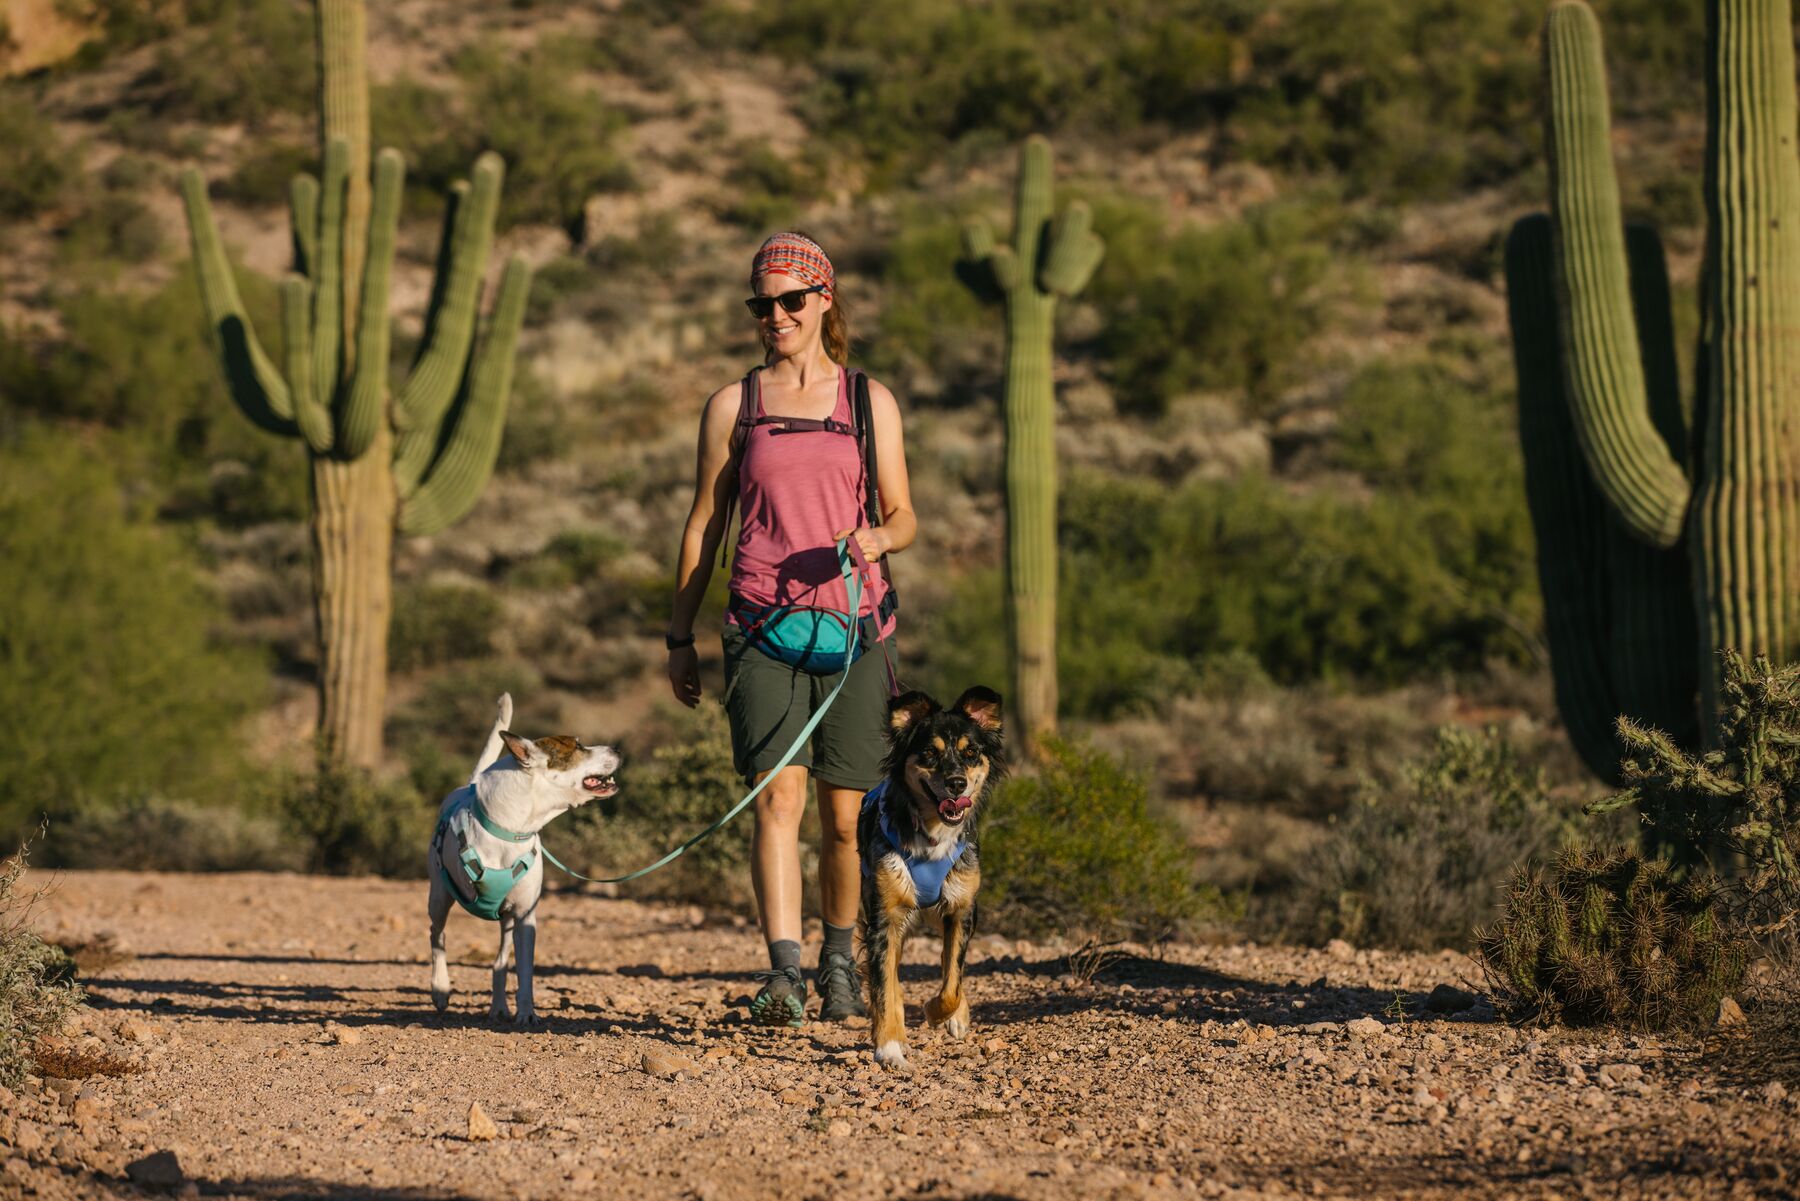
top-left (751, 232), bottom-right (835, 300)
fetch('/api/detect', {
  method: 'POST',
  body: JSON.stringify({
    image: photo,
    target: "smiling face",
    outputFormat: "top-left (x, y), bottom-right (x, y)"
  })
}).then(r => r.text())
top-left (753, 270), bottom-right (831, 357)
top-left (884, 687), bottom-right (1005, 834)
top-left (499, 731), bottom-right (622, 810)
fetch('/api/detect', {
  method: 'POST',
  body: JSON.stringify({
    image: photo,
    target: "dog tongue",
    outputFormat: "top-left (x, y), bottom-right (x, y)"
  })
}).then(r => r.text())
top-left (937, 795), bottom-right (973, 820)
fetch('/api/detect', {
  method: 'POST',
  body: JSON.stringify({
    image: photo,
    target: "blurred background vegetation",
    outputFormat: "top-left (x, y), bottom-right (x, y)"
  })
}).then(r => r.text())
top-left (0, 0), bottom-right (1712, 947)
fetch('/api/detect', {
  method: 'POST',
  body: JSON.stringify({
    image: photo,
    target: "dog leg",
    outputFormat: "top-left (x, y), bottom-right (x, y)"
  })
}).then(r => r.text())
top-left (489, 916), bottom-right (514, 1023)
top-left (865, 872), bottom-right (912, 1071)
top-left (925, 900), bottom-right (976, 1039)
top-left (513, 911), bottom-right (541, 1028)
top-left (428, 873), bottom-right (453, 1013)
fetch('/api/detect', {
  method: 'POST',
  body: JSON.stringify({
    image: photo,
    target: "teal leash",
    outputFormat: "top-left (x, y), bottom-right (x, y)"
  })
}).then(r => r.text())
top-left (535, 537), bottom-right (872, 887)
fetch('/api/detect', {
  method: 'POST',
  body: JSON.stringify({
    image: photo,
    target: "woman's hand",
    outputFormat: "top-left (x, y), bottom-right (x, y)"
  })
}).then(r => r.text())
top-left (834, 526), bottom-right (891, 563)
top-left (668, 645), bottom-right (702, 708)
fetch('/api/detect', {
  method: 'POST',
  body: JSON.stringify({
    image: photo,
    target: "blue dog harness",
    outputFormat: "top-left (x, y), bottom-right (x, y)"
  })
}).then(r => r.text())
top-left (434, 786), bottom-right (538, 921)
top-left (861, 779), bottom-right (966, 906)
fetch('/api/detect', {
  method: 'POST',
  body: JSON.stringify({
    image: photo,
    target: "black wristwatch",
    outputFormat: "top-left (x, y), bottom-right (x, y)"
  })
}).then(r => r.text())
top-left (665, 632), bottom-right (696, 651)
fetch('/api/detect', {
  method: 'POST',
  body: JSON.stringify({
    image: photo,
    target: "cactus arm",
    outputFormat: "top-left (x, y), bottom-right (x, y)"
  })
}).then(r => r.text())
top-left (1545, 0), bottom-right (1691, 547)
top-left (397, 153), bottom-right (504, 434)
top-left (290, 173), bottom-right (318, 278)
top-left (955, 219), bottom-right (1016, 302)
top-left (178, 168), bottom-right (297, 435)
top-left (1011, 135), bottom-right (1054, 265)
top-left (281, 276), bottom-right (334, 453)
top-left (1507, 214), bottom-right (1624, 781)
top-left (336, 148), bottom-right (402, 460)
top-left (398, 257), bottom-right (531, 535)
top-left (1038, 202), bottom-right (1105, 297)
top-left (310, 138), bottom-right (349, 433)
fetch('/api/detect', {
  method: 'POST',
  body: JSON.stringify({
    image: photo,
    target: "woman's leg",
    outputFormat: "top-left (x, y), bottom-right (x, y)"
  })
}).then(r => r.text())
top-left (751, 764), bottom-right (811, 944)
top-left (816, 781), bottom-right (864, 929)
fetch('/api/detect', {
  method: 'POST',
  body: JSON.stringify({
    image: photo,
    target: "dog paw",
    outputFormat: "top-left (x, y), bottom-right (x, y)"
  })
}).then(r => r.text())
top-left (431, 989), bottom-right (450, 1013)
top-left (513, 1011), bottom-right (543, 1030)
top-left (488, 1004), bottom-right (512, 1024)
top-left (873, 1041), bottom-right (912, 1073)
top-left (924, 995), bottom-right (969, 1037)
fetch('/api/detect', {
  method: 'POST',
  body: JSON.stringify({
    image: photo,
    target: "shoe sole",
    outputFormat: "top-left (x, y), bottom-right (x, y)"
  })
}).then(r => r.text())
top-left (749, 991), bottom-right (806, 1028)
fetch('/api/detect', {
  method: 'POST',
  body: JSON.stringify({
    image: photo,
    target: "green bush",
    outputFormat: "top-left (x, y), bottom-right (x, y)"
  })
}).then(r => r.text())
top-left (0, 433), bottom-right (267, 844)
top-left (41, 796), bottom-right (289, 872)
top-left (557, 703), bottom-right (756, 906)
top-left (1087, 195), bottom-right (1346, 416)
top-left (386, 660), bottom-right (551, 801)
top-left (716, 140), bottom-right (821, 231)
top-left (271, 766), bottom-right (430, 878)
top-left (138, 0), bottom-right (314, 127)
top-left (862, 204), bottom-right (998, 402)
top-left (508, 529), bottom-right (632, 591)
top-left (1281, 727), bottom-right (1591, 951)
top-left (389, 582), bottom-right (502, 671)
top-left (1476, 845), bottom-right (1747, 1031)
top-left (0, 89), bottom-right (68, 219)
top-left (374, 43), bottom-right (632, 230)
top-left (0, 839), bottom-right (82, 1090)
top-left (981, 737), bottom-right (1209, 939)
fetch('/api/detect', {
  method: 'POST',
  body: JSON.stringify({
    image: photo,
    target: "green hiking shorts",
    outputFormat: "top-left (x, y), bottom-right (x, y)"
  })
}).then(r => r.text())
top-left (721, 622), bottom-right (894, 791)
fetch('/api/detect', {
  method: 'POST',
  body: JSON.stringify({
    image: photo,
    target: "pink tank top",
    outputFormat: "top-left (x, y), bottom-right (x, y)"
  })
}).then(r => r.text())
top-left (726, 367), bottom-right (895, 637)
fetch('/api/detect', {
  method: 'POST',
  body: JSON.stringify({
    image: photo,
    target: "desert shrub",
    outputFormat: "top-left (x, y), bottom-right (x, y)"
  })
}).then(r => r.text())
top-left (862, 204), bottom-right (998, 403)
top-left (716, 140), bottom-right (821, 231)
top-left (58, 191), bottom-right (163, 266)
top-left (40, 796), bottom-right (290, 872)
top-left (138, 0), bottom-right (314, 127)
top-left (0, 89), bottom-right (68, 219)
top-left (389, 582), bottom-right (502, 671)
top-left (0, 433), bottom-right (267, 844)
top-left (508, 529), bottom-right (632, 591)
top-left (374, 44), bottom-right (632, 230)
top-left (1476, 845), bottom-right (1747, 1031)
top-left (1087, 195), bottom-right (1346, 416)
top-left (981, 737), bottom-right (1211, 939)
top-left (557, 703), bottom-right (756, 906)
top-left (271, 766), bottom-right (431, 878)
top-left (1281, 727), bottom-right (1591, 951)
top-left (0, 839), bottom-right (83, 1089)
top-left (217, 137), bottom-right (315, 207)
top-left (386, 661), bottom-right (552, 801)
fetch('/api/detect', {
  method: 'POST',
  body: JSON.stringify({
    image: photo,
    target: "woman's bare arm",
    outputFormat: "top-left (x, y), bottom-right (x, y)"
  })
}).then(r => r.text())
top-left (667, 383), bottom-right (741, 705)
top-left (837, 378), bottom-right (916, 559)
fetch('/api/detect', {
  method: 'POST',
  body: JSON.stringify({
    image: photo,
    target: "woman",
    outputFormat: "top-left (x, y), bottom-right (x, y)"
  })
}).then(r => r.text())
top-left (666, 232), bottom-right (917, 1026)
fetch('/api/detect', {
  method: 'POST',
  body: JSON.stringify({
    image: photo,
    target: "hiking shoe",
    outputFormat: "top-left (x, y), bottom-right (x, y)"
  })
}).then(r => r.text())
top-left (748, 965), bottom-right (808, 1027)
top-left (816, 951), bottom-right (868, 1021)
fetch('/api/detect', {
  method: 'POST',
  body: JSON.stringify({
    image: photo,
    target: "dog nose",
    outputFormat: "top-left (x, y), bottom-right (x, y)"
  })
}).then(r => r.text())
top-left (944, 776), bottom-right (967, 796)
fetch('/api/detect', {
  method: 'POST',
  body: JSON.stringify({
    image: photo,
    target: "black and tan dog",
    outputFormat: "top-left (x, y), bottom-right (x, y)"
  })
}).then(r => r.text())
top-left (858, 685), bottom-right (1006, 1070)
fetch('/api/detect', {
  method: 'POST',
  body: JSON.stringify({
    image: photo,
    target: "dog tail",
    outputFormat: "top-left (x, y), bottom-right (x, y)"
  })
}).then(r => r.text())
top-left (470, 693), bottom-right (515, 783)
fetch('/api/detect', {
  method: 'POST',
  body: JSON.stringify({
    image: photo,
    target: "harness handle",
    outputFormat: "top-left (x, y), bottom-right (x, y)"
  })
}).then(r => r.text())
top-left (542, 538), bottom-right (869, 885)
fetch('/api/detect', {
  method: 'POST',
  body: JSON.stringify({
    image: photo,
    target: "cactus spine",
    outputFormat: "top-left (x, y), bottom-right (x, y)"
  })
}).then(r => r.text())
top-left (1507, 0), bottom-right (1800, 775)
top-left (179, 0), bottom-right (532, 769)
top-left (957, 136), bottom-right (1104, 759)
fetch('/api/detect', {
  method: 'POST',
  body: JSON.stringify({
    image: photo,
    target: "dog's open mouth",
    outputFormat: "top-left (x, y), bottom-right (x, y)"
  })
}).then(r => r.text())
top-left (582, 774), bottom-right (619, 798)
top-left (937, 796), bottom-right (974, 825)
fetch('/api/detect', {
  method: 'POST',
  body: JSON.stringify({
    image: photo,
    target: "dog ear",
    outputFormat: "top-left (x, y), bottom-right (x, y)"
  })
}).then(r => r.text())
top-left (952, 686), bottom-right (1003, 732)
top-left (499, 731), bottom-right (538, 768)
top-left (887, 690), bottom-right (939, 732)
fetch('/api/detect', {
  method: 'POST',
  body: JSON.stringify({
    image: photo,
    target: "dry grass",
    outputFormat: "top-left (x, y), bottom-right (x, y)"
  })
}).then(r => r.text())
top-left (31, 1040), bottom-right (140, 1080)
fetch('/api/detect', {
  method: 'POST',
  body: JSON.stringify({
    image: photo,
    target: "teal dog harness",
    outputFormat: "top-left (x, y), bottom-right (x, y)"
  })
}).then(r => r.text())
top-left (434, 786), bottom-right (538, 921)
top-left (861, 779), bottom-right (966, 906)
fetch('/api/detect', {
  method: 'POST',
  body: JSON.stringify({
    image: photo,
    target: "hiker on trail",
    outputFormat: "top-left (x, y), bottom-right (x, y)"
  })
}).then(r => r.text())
top-left (666, 231), bottom-right (916, 1027)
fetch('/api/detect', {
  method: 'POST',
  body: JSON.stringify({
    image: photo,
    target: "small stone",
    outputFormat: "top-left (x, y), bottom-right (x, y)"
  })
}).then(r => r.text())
top-left (125, 1150), bottom-right (184, 1189)
top-left (1346, 1017), bottom-right (1384, 1038)
top-left (1598, 1063), bottom-right (1643, 1087)
top-left (827, 1120), bottom-right (852, 1138)
top-left (641, 1050), bottom-right (698, 1079)
top-left (1760, 1081), bottom-right (1788, 1104)
top-left (12, 1123), bottom-right (44, 1155)
top-left (1579, 1086), bottom-right (1609, 1109)
top-left (779, 1089), bottom-right (810, 1106)
top-left (116, 1019), bottom-right (158, 1044)
top-left (511, 1105), bottom-right (542, 1124)
top-left (1325, 939), bottom-right (1356, 962)
top-left (324, 1023), bottom-right (363, 1047)
top-left (1716, 997), bottom-right (1748, 1028)
top-left (1057, 974), bottom-right (1082, 991)
top-left (466, 1101), bottom-right (499, 1142)
top-left (982, 1037), bottom-right (1008, 1054)
top-left (1423, 984), bottom-right (1477, 1013)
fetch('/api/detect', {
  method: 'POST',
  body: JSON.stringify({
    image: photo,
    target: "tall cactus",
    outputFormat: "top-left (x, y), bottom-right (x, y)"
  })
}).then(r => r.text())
top-left (1506, 0), bottom-right (1800, 777)
top-left (179, 0), bottom-right (532, 769)
top-left (957, 136), bottom-right (1104, 759)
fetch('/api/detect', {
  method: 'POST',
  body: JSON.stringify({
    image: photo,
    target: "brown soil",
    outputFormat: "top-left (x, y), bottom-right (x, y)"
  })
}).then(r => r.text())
top-left (8, 871), bottom-right (1798, 1200)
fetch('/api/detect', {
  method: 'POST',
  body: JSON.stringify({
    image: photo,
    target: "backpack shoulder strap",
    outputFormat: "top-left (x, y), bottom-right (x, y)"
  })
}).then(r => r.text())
top-left (851, 369), bottom-right (881, 530)
top-left (718, 367), bottom-right (762, 568)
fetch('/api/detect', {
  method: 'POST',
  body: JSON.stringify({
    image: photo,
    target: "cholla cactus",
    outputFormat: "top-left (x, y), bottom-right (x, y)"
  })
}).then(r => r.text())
top-left (1476, 845), bottom-right (1748, 1031)
top-left (957, 135), bottom-right (1104, 759)
top-left (178, 0), bottom-right (531, 768)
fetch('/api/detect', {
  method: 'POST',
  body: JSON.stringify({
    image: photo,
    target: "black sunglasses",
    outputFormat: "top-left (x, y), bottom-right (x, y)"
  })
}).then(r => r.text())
top-left (744, 285), bottom-right (825, 319)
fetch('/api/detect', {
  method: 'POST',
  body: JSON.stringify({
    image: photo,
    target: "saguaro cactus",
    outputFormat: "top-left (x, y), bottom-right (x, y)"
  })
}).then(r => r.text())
top-left (957, 136), bottom-right (1104, 760)
top-left (180, 0), bottom-right (531, 769)
top-left (1506, 0), bottom-right (1800, 776)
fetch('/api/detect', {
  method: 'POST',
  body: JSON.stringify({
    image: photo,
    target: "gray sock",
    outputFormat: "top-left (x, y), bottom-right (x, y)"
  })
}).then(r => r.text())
top-left (767, 939), bottom-right (802, 973)
top-left (822, 922), bottom-right (855, 961)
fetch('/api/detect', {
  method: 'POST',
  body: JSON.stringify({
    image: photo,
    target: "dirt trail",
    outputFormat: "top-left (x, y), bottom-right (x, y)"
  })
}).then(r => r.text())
top-left (7, 871), bottom-right (1797, 1200)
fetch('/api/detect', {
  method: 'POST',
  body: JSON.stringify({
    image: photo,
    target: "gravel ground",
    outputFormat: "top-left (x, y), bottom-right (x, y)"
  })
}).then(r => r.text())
top-left (6, 870), bottom-right (1798, 1200)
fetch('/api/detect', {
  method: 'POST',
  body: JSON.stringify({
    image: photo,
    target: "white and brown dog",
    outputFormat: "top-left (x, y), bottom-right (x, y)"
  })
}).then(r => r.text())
top-left (427, 694), bottom-right (620, 1026)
